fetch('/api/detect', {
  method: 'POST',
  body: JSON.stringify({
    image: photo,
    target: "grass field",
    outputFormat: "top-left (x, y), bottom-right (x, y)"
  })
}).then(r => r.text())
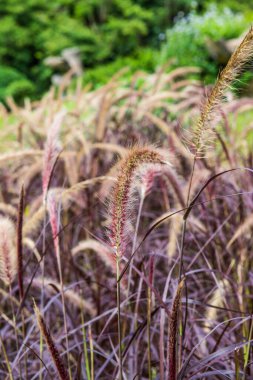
top-left (0, 30), bottom-right (253, 380)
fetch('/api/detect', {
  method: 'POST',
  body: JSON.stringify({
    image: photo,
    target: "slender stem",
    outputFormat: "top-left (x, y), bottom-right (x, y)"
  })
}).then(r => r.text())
top-left (116, 254), bottom-right (123, 380)
top-left (56, 245), bottom-right (72, 380)
top-left (82, 319), bottom-right (91, 380)
top-left (178, 220), bottom-right (186, 281)
top-left (0, 335), bottom-right (13, 380)
top-left (127, 194), bottom-right (144, 296)
top-left (235, 348), bottom-right (239, 380)
top-left (243, 315), bottom-right (253, 380)
top-left (127, 193), bottom-right (144, 377)
top-left (40, 201), bottom-right (47, 380)
top-left (186, 157), bottom-right (196, 206)
top-left (21, 311), bottom-right (28, 380)
top-left (88, 325), bottom-right (94, 380)
top-left (9, 284), bottom-right (22, 379)
top-left (147, 285), bottom-right (152, 380)
top-left (178, 157), bottom-right (196, 281)
top-left (41, 202), bottom-right (47, 307)
top-left (39, 333), bottom-right (43, 380)
top-left (132, 275), bottom-right (144, 375)
top-left (177, 157), bottom-right (196, 373)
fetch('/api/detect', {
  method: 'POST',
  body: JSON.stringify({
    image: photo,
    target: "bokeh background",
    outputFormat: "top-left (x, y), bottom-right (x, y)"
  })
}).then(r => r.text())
top-left (0, 0), bottom-right (252, 103)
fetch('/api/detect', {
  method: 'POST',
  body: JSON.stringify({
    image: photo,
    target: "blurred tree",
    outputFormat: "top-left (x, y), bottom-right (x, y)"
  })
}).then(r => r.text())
top-left (0, 0), bottom-right (199, 101)
top-left (0, 0), bottom-right (153, 100)
top-left (160, 5), bottom-right (250, 83)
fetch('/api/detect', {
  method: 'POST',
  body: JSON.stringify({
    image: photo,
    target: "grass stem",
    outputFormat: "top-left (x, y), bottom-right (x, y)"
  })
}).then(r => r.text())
top-left (116, 254), bottom-right (123, 380)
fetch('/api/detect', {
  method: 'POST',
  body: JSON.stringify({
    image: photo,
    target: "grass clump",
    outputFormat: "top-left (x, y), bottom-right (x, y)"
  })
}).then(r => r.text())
top-left (0, 28), bottom-right (252, 379)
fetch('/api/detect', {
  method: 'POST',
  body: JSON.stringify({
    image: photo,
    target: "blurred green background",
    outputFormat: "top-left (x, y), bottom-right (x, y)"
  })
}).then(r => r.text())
top-left (0, 0), bottom-right (252, 103)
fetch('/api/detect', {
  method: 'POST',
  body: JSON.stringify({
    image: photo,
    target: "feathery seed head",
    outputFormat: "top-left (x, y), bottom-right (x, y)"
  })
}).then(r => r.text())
top-left (33, 300), bottom-right (70, 380)
top-left (138, 164), bottom-right (161, 198)
top-left (0, 217), bottom-right (17, 285)
top-left (190, 27), bottom-right (253, 158)
top-left (108, 146), bottom-right (165, 257)
top-left (168, 278), bottom-right (185, 380)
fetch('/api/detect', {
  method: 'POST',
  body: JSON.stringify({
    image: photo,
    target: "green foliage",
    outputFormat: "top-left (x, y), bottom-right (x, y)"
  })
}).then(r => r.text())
top-left (0, 0), bottom-right (197, 102)
top-left (0, 0), bottom-right (159, 101)
top-left (206, 0), bottom-right (253, 13)
top-left (160, 5), bottom-right (250, 82)
top-left (82, 48), bottom-right (156, 87)
top-left (5, 79), bottom-right (35, 102)
top-left (0, 66), bottom-right (35, 102)
top-left (0, 0), bottom-right (252, 101)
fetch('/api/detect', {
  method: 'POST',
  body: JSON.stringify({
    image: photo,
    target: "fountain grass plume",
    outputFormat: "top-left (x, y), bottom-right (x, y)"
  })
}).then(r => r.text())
top-left (191, 27), bottom-right (253, 158)
top-left (108, 145), bottom-right (166, 379)
top-left (0, 217), bottom-right (17, 285)
top-left (17, 185), bottom-right (24, 300)
top-left (33, 300), bottom-right (70, 380)
top-left (108, 146), bottom-right (166, 258)
top-left (168, 279), bottom-right (184, 380)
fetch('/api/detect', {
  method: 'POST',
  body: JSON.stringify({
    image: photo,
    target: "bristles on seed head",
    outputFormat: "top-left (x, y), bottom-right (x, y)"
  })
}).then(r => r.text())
top-left (190, 27), bottom-right (253, 158)
top-left (0, 217), bottom-right (17, 285)
top-left (108, 146), bottom-right (165, 257)
top-left (137, 164), bottom-right (161, 198)
top-left (33, 300), bottom-right (70, 380)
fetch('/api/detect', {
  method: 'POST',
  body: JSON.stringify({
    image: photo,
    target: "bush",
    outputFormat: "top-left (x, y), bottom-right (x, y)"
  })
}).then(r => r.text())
top-left (0, 0), bottom-right (158, 100)
top-left (206, 0), bottom-right (253, 13)
top-left (160, 5), bottom-right (249, 82)
top-left (0, 0), bottom-right (198, 101)
top-left (0, 66), bottom-right (35, 103)
top-left (5, 79), bottom-right (35, 102)
top-left (82, 48), bottom-right (157, 87)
